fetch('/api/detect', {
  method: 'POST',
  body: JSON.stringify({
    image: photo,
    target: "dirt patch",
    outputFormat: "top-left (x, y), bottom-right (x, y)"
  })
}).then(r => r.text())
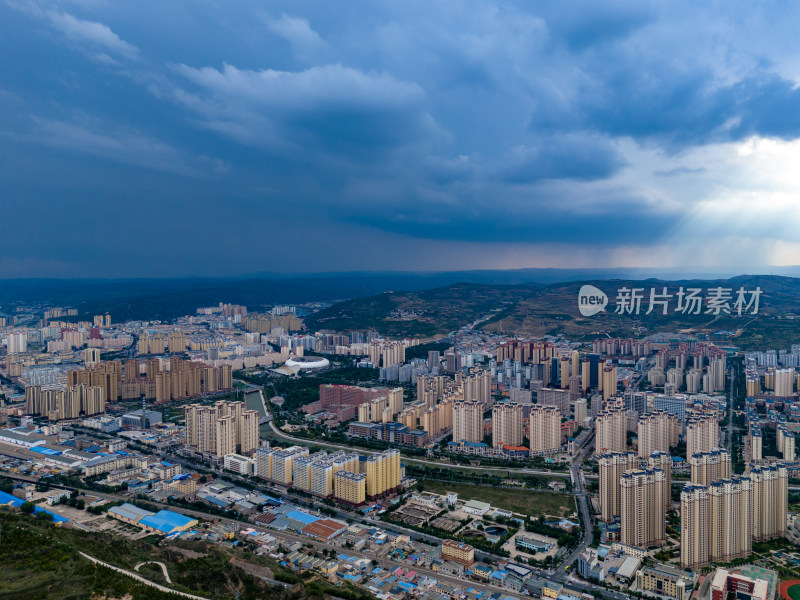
top-left (230, 558), bottom-right (274, 580)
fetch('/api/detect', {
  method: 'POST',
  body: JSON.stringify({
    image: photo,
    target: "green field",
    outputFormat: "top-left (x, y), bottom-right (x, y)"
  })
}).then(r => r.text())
top-left (418, 480), bottom-right (575, 518)
top-left (789, 584), bottom-right (800, 600)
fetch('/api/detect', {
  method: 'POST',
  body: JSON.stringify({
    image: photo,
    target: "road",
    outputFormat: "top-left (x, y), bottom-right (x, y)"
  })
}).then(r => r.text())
top-left (135, 561), bottom-right (172, 584)
top-left (79, 552), bottom-right (207, 599)
top-left (556, 436), bottom-right (593, 574)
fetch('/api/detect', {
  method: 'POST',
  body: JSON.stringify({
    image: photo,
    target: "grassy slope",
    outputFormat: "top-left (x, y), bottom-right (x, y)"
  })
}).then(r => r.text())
top-left (418, 480), bottom-right (575, 518)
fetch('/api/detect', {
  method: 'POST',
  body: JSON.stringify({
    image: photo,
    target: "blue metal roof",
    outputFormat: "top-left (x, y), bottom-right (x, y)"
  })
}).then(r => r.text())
top-left (203, 495), bottom-right (229, 508)
top-left (0, 490), bottom-right (22, 507)
top-left (29, 446), bottom-right (62, 456)
top-left (34, 506), bottom-right (68, 523)
top-left (286, 510), bottom-right (318, 524)
top-left (109, 503), bottom-right (154, 522)
top-left (0, 491), bottom-right (67, 523)
top-left (139, 509), bottom-right (194, 533)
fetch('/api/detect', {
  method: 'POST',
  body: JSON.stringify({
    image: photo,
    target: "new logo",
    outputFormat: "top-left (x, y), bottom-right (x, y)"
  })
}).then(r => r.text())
top-left (578, 285), bottom-right (608, 317)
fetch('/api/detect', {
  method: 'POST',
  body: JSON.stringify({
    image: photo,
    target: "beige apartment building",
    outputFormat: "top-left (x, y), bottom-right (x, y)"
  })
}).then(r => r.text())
top-left (690, 449), bottom-right (731, 486)
top-left (334, 470), bottom-right (367, 504)
top-left (637, 410), bottom-right (679, 458)
top-left (602, 364), bottom-right (618, 401)
top-left (365, 449), bottom-right (401, 498)
top-left (529, 405), bottom-right (561, 455)
top-left (681, 485), bottom-right (709, 570)
top-left (598, 451), bottom-right (638, 523)
top-left (620, 468), bottom-right (666, 548)
top-left (442, 539), bottom-right (475, 566)
top-left (681, 463), bottom-right (788, 569)
top-left (596, 403), bottom-right (627, 454)
top-left (708, 477), bottom-right (752, 563)
top-left (185, 400), bottom-right (259, 457)
top-left (492, 402), bottom-right (523, 449)
top-left (686, 413), bottom-right (719, 459)
top-left (453, 400), bottom-right (483, 443)
top-left (649, 451), bottom-right (673, 509)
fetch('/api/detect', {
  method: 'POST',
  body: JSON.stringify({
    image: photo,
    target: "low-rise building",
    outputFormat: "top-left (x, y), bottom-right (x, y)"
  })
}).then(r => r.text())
top-left (635, 565), bottom-right (693, 600)
top-left (462, 499), bottom-right (491, 516)
top-left (441, 539), bottom-right (475, 566)
top-left (223, 453), bottom-right (255, 475)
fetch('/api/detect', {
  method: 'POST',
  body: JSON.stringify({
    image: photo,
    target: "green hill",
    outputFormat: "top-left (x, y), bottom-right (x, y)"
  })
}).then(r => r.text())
top-left (304, 275), bottom-right (800, 349)
top-left (0, 510), bottom-right (371, 600)
top-left (305, 281), bottom-right (540, 339)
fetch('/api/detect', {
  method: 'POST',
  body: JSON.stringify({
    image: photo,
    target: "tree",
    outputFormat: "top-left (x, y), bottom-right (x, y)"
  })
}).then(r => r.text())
top-left (35, 511), bottom-right (53, 522)
top-left (20, 501), bottom-right (35, 515)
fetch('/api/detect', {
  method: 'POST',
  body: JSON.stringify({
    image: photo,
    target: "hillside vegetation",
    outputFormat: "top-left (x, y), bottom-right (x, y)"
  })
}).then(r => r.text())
top-left (305, 282), bottom-right (539, 338)
top-left (0, 511), bottom-right (371, 600)
top-left (305, 275), bottom-right (800, 349)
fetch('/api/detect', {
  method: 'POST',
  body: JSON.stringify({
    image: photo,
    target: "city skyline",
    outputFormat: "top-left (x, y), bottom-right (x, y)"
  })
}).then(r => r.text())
top-left (4, 2), bottom-right (800, 277)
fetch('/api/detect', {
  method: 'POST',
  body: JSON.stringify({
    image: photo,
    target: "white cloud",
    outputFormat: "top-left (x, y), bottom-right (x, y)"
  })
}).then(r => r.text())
top-left (264, 13), bottom-right (330, 62)
top-left (46, 10), bottom-right (139, 59)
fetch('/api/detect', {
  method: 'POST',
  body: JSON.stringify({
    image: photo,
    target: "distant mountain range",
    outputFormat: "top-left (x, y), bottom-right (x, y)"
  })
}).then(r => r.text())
top-left (305, 274), bottom-right (800, 350)
top-left (2, 271), bottom-right (800, 350)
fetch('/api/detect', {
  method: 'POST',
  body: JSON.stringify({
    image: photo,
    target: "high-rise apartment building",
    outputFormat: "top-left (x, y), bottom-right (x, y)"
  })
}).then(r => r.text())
top-left (25, 383), bottom-right (106, 420)
top-left (774, 368), bottom-right (795, 397)
top-left (365, 449), bottom-right (401, 498)
top-left (602, 364), bottom-right (618, 401)
top-left (492, 402), bottom-right (523, 448)
top-left (334, 470), bottom-right (367, 504)
top-left (185, 400), bottom-right (260, 457)
top-left (215, 415), bottom-right (236, 457)
top-left (746, 374), bottom-right (761, 397)
top-left (620, 468), bottom-right (666, 548)
top-left (681, 485), bottom-right (709, 570)
top-left (777, 427), bottom-right (796, 460)
top-left (649, 451), bottom-right (673, 509)
top-left (681, 463), bottom-right (788, 569)
top-left (751, 429), bottom-right (763, 461)
top-left (309, 460), bottom-right (334, 497)
top-left (690, 449), bottom-right (731, 486)
top-left (538, 387), bottom-right (572, 416)
top-left (708, 477), bottom-right (752, 563)
top-left (596, 403), bottom-right (627, 454)
top-left (462, 369), bottom-right (492, 407)
top-left (85, 347), bottom-right (102, 368)
top-left (750, 463), bottom-right (788, 541)
top-left (560, 356), bottom-right (571, 389)
top-left (6, 332), bottom-right (27, 354)
top-left (599, 451), bottom-right (638, 522)
top-left (686, 414), bottom-right (719, 460)
top-left (529, 405), bottom-right (561, 455)
top-left (269, 446), bottom-right (309, 485)
top-left (453, 400), bottom-right (483, 443)
top-left (637, 410), bottom-right (678, 458)
top-left (573, 398), bottom-right (588, 423)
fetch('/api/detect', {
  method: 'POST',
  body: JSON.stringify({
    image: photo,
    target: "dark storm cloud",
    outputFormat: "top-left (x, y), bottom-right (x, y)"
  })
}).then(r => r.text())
top-left (2, 0), bottom-right (800, 275)
top-left (500, 136), bottom-right (625, 184)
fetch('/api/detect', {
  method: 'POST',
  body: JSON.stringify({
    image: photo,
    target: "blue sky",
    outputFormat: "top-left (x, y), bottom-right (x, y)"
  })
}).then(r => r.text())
top-left (3, 1), bottom-right (800, 277)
